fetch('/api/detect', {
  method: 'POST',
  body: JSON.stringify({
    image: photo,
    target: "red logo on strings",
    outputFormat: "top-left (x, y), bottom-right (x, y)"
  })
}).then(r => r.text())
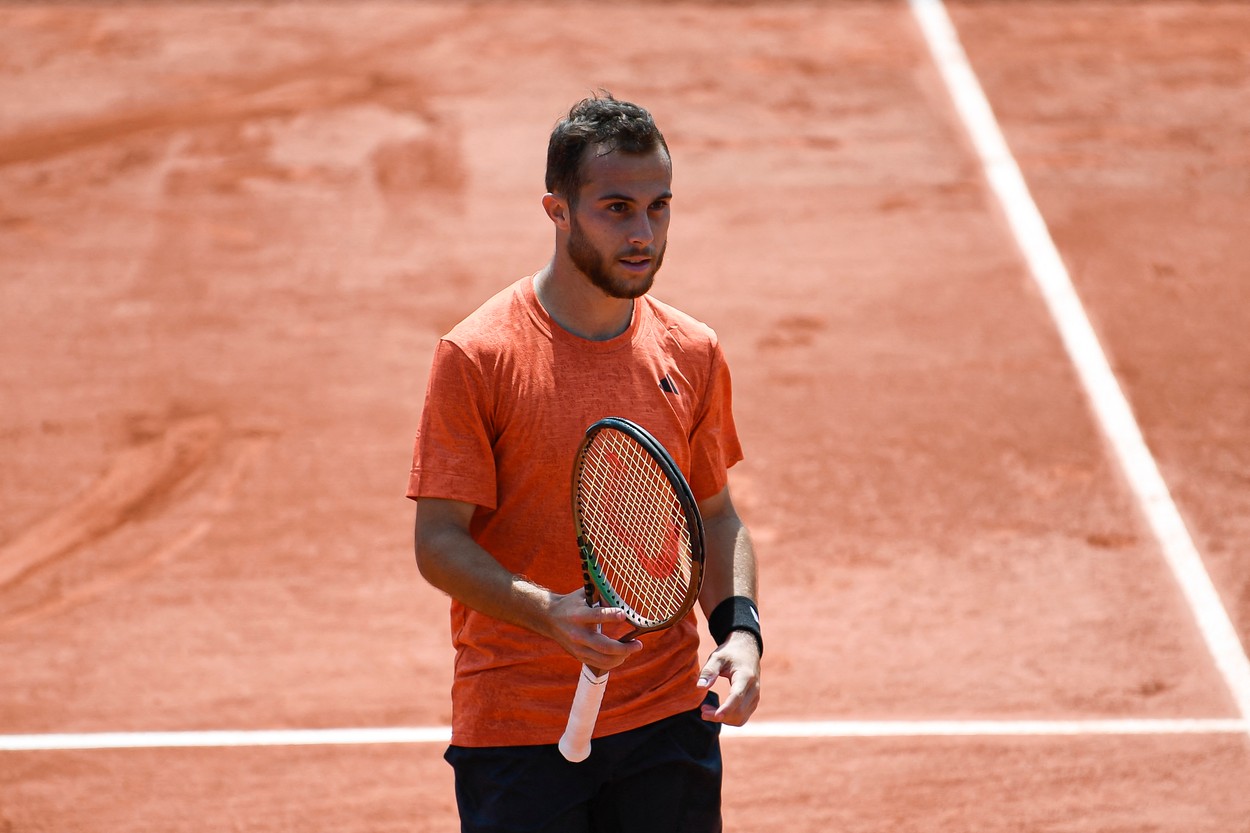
top-left (599, 448), bottom-right (680, 580)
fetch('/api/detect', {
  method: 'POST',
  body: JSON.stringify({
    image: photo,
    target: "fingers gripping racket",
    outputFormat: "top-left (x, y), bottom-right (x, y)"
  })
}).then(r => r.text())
top-left (557, 417), bottom-right (705, 763)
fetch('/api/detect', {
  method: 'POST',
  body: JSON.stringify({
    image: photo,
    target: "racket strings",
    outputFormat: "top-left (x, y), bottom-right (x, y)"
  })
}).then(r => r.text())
top-left (577, 432), bottom-right (695, 627)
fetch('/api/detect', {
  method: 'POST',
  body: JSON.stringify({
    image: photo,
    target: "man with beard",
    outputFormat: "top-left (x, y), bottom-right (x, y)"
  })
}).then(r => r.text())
top-left (409, 93), bottom-right (763, 833)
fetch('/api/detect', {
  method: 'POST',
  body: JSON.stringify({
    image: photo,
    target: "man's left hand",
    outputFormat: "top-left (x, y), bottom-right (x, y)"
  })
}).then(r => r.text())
top-left (696, 630), bottom-right (761, 725)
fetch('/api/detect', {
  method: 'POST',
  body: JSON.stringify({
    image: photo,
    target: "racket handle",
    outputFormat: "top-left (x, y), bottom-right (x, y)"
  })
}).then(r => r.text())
top-left (557, 665), bottom-right (610, 763)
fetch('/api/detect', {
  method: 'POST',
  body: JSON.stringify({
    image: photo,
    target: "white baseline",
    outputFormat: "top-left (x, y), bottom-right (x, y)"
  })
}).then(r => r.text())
top-left (3, 719), bottom-right (1249, 751)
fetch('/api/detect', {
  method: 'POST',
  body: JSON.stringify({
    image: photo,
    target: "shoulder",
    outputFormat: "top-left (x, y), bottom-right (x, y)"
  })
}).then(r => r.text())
top-left (642, 294), bottom-right (723, 355)
top-left (442, 277), bottom-right (535, 356)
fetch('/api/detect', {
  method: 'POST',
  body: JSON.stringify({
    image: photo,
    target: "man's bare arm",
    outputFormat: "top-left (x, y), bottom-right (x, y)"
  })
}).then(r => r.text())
top-left (414, 497), bottom-right (642, 670)
top-left (694, 485), bottom-right (762, 725)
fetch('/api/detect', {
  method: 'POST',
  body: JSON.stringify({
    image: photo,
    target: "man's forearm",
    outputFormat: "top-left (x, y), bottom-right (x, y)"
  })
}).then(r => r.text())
top-left (697, 494), bottom-right (758, 615)
top-left (413, 501), bottom-right (644, 670)
top-left (415, 506), bottom-right (560, 635)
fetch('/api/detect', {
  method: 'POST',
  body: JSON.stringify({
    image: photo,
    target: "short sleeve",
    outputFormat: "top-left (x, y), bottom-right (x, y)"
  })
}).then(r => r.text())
top-left (407, 339), bottom-right (498, 509)
top-left (687, 341), bottom-right (743, 501)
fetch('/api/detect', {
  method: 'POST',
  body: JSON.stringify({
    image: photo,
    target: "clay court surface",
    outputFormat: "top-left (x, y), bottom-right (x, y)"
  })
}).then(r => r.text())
top-left (3, 1), bottom-right (1250, 829)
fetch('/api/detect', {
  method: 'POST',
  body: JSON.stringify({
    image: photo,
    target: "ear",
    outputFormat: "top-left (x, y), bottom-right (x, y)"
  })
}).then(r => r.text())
top-left (542, 193), bottom-right (571, 230)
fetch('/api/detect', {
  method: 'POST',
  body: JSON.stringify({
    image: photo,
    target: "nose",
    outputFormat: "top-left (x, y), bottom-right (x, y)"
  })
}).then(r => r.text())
top-left (627, 213), bottom-right (654, 248)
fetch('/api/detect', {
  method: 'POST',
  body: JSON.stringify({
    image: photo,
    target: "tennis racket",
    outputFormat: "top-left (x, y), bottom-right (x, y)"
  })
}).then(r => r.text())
top-left (557, 416), bottom-right (706, 763)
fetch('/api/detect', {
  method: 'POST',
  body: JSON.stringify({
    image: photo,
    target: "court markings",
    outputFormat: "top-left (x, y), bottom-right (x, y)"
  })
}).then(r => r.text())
top-left (908, 0), bottom-right (1250, 725)
top-left (3, 719), bottom-right (1248, 751)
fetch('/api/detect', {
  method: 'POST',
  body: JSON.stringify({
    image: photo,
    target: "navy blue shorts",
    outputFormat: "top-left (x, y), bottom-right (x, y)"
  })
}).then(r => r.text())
top-left (444, 693), bottom-right (723, 833)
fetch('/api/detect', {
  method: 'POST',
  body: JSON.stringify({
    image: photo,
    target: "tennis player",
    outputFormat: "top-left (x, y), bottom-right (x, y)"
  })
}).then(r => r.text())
top-left (409, 92), bottom-right (762, 833)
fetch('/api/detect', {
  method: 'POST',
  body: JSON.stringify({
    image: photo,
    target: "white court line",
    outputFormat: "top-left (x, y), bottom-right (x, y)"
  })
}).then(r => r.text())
top-left (0, 727), bottom-right (451, 752)
top-left (3, 719), bottom-right (1248, 751)
top-left (724, 718), bottom-right (1250, 739)
top-left (908, 0), bottom-right (1250, 726)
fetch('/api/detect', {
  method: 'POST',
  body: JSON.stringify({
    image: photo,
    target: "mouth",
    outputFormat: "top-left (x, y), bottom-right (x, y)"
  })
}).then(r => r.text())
top-left (618, 254), bottom-right (653, 273)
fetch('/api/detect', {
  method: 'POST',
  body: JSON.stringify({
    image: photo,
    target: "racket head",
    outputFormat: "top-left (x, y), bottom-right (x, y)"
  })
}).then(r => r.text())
top-left (571, 417), bottom-right (706, 636)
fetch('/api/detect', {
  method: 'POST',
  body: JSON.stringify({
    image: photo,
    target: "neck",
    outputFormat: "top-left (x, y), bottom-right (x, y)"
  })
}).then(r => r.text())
top-left (533, 259), bottom-right (634, 341)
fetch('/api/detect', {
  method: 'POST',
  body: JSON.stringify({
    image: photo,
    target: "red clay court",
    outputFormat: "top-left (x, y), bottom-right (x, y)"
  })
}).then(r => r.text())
top-left (2, 2), bottom-right (1249, 830)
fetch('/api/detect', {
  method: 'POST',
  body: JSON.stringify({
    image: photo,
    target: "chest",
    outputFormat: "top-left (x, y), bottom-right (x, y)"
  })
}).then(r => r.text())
top-left (489, 337), bottom-right (704, 479)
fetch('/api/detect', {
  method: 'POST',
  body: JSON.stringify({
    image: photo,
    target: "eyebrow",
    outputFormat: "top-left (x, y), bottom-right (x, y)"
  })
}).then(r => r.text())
top-left (596, 190), bottom-right (673, 203)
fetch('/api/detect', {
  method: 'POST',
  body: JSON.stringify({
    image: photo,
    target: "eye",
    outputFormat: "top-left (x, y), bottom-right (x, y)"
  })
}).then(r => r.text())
top-left (607, 202), bottom-right (629, 213)
top-left (649, 199), bottom-right (670, 212)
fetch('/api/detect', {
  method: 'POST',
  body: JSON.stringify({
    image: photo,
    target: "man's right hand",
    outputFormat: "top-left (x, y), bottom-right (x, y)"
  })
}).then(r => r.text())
top-left (543, 589), bottom-right (644, 671)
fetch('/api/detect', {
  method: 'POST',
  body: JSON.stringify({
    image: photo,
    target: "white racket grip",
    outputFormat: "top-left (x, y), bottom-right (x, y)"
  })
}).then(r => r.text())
top-left (557, 665), bottom-right (610, 763)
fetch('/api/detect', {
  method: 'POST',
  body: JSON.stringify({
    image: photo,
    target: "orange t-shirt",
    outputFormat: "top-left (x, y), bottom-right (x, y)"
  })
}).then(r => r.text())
top-left (408, 275), bottom-right (743, 747)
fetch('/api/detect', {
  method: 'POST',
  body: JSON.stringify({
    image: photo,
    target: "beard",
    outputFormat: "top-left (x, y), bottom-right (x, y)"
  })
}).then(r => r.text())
top-left (567, 215), bottom-right (666, 300)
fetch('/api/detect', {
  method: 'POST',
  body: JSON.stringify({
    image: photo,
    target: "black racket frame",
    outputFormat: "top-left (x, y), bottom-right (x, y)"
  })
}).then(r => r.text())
top-left (571, 416), bottom-right (707, 639)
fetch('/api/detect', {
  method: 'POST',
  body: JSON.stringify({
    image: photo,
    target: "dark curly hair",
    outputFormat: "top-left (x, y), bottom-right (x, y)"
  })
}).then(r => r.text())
top-left (545, 92), bottom-right (670, 205)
